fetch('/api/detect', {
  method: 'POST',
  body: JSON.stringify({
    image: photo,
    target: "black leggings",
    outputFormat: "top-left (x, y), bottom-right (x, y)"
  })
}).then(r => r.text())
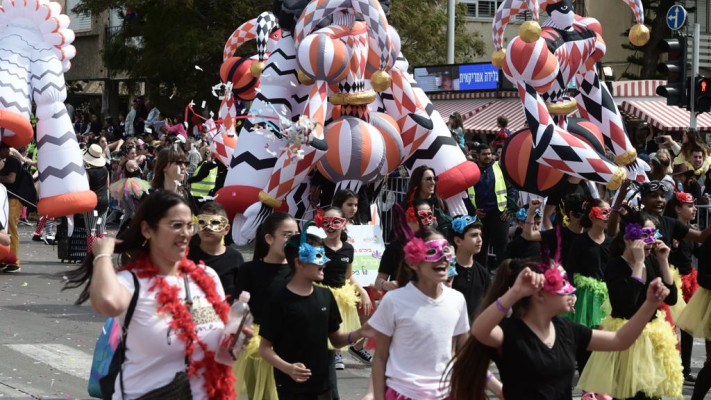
top-left (692, 340), bottom-right (711, 400)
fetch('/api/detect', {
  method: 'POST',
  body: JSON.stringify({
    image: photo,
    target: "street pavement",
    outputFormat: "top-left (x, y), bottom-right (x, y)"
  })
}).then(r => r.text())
top-left (0, 224), bottom-right (708, 399)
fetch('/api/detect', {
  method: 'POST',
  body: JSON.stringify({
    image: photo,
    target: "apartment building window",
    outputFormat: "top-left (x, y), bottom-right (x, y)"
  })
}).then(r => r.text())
top-left (461, 0), bottom-right (532, 20)
top-left (66, 0), bottom-right (92, 33)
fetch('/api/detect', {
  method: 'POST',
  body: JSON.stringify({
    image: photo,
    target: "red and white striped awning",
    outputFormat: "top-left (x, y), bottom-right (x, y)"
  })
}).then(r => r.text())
top-left (432, 99), bottom-right (494, 122)
top-left (611, 80), bottom-right (665, 97)
top-left (464, 99), bottom-right (526, 133)
top-left (620, 100), bottom-right (711, 132)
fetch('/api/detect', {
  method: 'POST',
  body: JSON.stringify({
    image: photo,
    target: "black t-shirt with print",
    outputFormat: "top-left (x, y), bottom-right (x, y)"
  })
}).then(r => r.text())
top-left (494, 317), bottom-right (592, 400)
top-left (451, 261), bottom-right (491, 320)
top-left (322, 242), bottom-right (354, 288)
top-left (188, 244), bottom-right (244, 303)
top-left (234, 260), bottom-right (291, 325)
top-left (260, 285), bottom-right (342, 395)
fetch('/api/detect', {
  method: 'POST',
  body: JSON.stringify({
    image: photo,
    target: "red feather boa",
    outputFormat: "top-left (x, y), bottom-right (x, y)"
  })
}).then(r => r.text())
top-left (121, 256), bottom-right (235, 400)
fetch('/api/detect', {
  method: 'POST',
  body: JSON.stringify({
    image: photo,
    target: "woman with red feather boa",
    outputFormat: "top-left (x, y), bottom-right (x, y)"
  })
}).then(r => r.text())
top-left (64, 191), bottom-right (237, 400)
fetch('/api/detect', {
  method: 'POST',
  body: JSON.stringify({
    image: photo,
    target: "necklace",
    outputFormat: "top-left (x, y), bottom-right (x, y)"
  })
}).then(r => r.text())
top-left (121, 256), bottom-right (235, 400)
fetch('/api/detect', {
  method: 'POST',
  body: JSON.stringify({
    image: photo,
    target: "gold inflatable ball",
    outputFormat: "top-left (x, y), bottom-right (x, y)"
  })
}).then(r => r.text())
top-left (250, 61), bottom-right (266, 78)
top-left (519, 20), bottom-right (541, 44)
top-left (606, 167), bottom-right (628, 191)
top-left (297, 69), bottom-right (315, 85)
top-left (629, 23), bottom-right (650, 47)
top-left (371, 70), bottom-right (392, 92)
top-left (491, 49), bottom-right (506, 69)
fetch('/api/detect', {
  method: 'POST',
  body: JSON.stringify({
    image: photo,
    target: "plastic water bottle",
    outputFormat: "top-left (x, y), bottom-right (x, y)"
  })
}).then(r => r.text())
top-left (215, 291), bottom-right (252, 365)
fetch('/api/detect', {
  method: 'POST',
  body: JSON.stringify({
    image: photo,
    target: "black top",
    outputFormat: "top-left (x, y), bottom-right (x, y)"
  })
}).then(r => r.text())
top-left (668, 234), bottom-right (697, 275)
top-left (260, 285), bottom-right (341, 394)
top-left (0, 156), bottom-right (23, 196)
top-left (86, 167), bottom-right (110, 214)
top-left (656, 215), bottom-right (690, 247)
top-left (605, 255), bottom-right (677, 321)
top-left (541, 227), bottom-right (582, 270)
top-left (378, 240), bottom-right (405, 280)
top-left (695, 235), bottom-right (711, 289)
top-left (504, 228), bottom-right (541, 260)
top-left (566, 232), bottom-right (611, 280)
top-left (322, 242), bottom-right (354, 288)
top-left (188, 244), bottom-right (244, 303)
top-left (451, 261), bottom-right (491, 320)
top-left (123, 163), bottom-right (142, 178)
top-left (234, 260), bottom-right (292, 325)
top-left (494, 317), bottom-right (592, 400)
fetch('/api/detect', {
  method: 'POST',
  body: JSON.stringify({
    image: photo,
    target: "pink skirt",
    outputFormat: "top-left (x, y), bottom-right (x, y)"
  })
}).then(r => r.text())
top-left (385, 387), bottom-right (449, 400)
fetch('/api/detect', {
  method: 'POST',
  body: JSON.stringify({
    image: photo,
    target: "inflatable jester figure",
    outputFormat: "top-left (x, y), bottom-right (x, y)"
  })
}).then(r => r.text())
top-left (0, 0), bottom-right (96, 217)
top-left (218, 0), bottom-right (479, 244)
top-left (492, 0), bottom-right (650, 194)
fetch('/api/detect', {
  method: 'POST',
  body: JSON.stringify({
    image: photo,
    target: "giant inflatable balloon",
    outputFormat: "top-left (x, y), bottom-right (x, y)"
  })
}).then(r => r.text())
top-left (0, 0), bottom-right (96, 217)
top-left (217, 0), bottom-right (480, 244)
top-left (492, 0), bottom-right (650, 193)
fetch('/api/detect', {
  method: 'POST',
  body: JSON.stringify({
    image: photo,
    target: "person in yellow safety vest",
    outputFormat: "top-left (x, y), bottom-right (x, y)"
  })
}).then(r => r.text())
top-left (466, 143), bottom-right (518, 271)
top-left (188, 158), bottom-right (218, 199)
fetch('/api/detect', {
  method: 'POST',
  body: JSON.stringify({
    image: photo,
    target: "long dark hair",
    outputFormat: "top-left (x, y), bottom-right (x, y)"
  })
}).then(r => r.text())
top-left (405, 165), bottom-right (445, 211)
top-left (151, 146), bottom-right (187, 189)
top-left (332, 189), bottom-right (361, 225)
top-left (253, 212), bottom-right (296, 261)
top-left (63, 191), bottom-right (191, 305)
top-left (448, 258), bottom-right (534, 400)
top-left (609, 207), bottom-right (655, 257)
top-left (579, 198), bottom-right (606, 228)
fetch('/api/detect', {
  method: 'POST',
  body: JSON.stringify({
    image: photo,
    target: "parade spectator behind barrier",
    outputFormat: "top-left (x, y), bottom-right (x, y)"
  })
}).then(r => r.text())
top-left (446, 215), bottom-right (490, 321)
top-left (116, 112), bottom-right (126, 139)
top-left (188, 201), bottom-right (244, 303)
top-left (63, 191), bottom-right (238, 400)
top-left (664, 191), bottom-right (701, 383)
top-left (233, 212), bottom-right (297, 400)
top-left (672, 163), bottom-right (702, 201)
top-left (468, 144), bottom-right (518, 271)
top-left (82, 144), bottom-right (110, 252)
top-left (370, 229), bottom-right (470, 400)
top-left (491, 115), bottom-right (510, 148)
top-left (375, 200), bottom-right (434, 294)
top-left (447, 112), bottom-right (466, 152)
top-left (578, 209), bottom-right (682, 400)
top-left (449, 254), bottom-right (673, 400)
top-left (673, 129), bottom-right (710, 170)
top-left (259, 231), bottom-right (372, 400)
top-left (522, 194), bottom-right (585, 272)
top-left (504, 206), bottom-right (542, 260)
top-left (648, 149), bottom-right (675, 199)
top-left (404, 165), bottom-right (448, 225)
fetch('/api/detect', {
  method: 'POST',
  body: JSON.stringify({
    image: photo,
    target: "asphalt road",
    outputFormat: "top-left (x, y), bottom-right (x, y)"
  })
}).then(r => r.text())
top-left (0, 224), bottom-right (708, 399)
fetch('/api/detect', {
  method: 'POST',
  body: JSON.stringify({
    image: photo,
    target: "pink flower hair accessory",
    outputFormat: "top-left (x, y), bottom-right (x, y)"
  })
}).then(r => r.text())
top-left (536, 263), bottom-right (576, 295)
top-left (404, 238), bottom-right (427, 265)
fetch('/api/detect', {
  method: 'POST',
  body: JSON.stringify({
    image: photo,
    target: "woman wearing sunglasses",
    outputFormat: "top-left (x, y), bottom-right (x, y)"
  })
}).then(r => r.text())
top-left (188, 201), bottom-right (245, 304)
top-left (404, 165), bottom-right (448, 225)
top-left (64, 191), bottom-right (236, 400)
top-left (578, 209), bottom-right (683, 400)
top-left (151, 146), bottom-right (198, 213)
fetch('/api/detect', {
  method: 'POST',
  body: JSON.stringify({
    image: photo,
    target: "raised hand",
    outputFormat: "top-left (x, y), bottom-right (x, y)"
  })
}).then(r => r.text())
top-left (511, 267), bottom-right (544, 298)
top-left (645, 277), bottom-right (670, 306)
top-left (654, 240), bottom-right (670, 260)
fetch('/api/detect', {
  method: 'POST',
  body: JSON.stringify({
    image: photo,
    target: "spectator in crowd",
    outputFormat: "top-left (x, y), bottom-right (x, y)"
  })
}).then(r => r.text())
top-left (648, 149), bottom-right (675, 198)
top-left (145, 101), bottom-right (160, 132)
top-left (116, 112), bottom-right (126, 139)
top-left (133, 97), bottom-right (148, 135)
top-left (125, 100), bottom-right (137, 136)
top-left (88, 114), bottom-right (102, 135)
top-left (491, 115), bottom-right (510, 148)
top-left (468, 144), bottom-right (517, 271)
top-left (404, 165), bottom-right (448, 225)
top-left (103, 115), bottom-right (116, 140)
top-left (82, 144), bottom-right (110, 252)
top-left (447, 112), bottom-right (466, 151)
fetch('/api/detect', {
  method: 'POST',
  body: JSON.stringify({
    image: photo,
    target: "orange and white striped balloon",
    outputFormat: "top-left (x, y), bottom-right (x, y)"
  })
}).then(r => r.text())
top-left (502, 37), bottom-right (558, 92)
top-left (317, 116), bottom-right (385, 184)
top-left (370, 113), bottom-right (403, 176)
top-left (297, 32), bottom-right (351, 83)
top-left (220, 56), bottom-right (259, 101)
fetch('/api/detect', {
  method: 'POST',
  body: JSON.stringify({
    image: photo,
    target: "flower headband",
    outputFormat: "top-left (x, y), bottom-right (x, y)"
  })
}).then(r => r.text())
top-left (451, 215), bottom-right (478, 234)
top-left (517, 207), bottom-right (542, 222)
top-left (675, 191), bottom-right (694, 204)
top-left (533, 262), bottom-right (576, 295)
top-left (624, 223), bottom-right (661, 244)
top-left (404, 238), bottom-right (453, 265)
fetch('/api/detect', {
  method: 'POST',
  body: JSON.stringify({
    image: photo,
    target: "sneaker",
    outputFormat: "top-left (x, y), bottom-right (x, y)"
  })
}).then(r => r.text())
top-left (334, 353), bottom-right (345, 370)
top-left (1, 264), bottom-right (20, 273)
top-left (349, 345), bottom-right (373, 364)
top-left (32, 234), bottom-right (43, 242)
top-left (45, 235), bottom-right (55, 245)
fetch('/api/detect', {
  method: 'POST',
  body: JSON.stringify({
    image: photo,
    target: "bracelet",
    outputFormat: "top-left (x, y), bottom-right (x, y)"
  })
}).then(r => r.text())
top-left (93, 253), bottom-right (112, 265)
top-left (486, 373), bottom-right (494, 381)
top-left (495, 297), bottom-right (511, 313)
top-left (347, 331), bottom-right (355, 345)
top-left (630, 275), bottom-right (644, 283)
top-left (525, 220), bottom-right (535, 225)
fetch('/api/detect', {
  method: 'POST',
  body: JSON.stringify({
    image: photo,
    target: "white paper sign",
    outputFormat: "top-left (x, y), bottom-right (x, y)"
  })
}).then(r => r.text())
top-left (346, 225), bottom-right (386, 287)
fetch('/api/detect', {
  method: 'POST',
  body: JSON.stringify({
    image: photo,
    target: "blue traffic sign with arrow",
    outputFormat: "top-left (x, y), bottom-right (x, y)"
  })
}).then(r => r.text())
top-left (667, 4), bottom-right (687, 30)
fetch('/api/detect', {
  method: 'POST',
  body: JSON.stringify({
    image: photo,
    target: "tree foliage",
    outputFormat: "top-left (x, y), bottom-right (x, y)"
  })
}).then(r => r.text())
top-left (620, 0), bottom-right (694, 79)
top-left (73, 0), bottom-right (485, 109)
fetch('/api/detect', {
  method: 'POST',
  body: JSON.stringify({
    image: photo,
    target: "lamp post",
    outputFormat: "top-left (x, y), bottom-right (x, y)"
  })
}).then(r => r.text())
top-left (447, 0), bottom-right (455, 64)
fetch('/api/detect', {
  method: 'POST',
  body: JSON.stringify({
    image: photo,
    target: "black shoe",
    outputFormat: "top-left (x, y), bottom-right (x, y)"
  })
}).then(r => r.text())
top-left (348, 345), bottom-right (372, 364)
top-left (685, 373), bottom-right (697, 384)
top-left (1, 264), bottom-right (20, 273)
top-left (32, 234), bottom-right (42, 242)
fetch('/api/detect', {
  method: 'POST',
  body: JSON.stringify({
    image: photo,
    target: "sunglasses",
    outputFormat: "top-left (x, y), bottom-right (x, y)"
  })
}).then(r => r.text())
top-left (417, 210), bottom-right (435, 225)
top-left (321, 216), bottom-right (346, 230)
top-left (424, 176), bottom-right (439, 183)
top-left (196, 215), bottom-right (228, 232)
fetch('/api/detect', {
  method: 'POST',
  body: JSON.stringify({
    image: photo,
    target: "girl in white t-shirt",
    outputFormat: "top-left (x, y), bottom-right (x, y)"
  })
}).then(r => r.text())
top-left (368, 229), bottom-right (470, 400)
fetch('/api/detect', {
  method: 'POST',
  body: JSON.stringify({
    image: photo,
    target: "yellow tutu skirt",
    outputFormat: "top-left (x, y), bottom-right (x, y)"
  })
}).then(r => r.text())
top-left (316, 282), bottom-right (361, 350)
top-left (667, 265), bottom-right (687, 320)
top-left (233, 324), bottom-right (278, 400)
top-left (676, 287), bottom-right (711, 340)
top-left (577, 310), bottom-right (684, 399)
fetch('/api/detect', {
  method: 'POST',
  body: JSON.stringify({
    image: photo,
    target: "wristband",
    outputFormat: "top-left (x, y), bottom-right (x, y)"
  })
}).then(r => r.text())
top-left (525, 220), bottom-right (535, 225)
top-left (347, 331), bottom-right (355, 345)
top-left (495, 297), bottom-right (511, 313)
top-left (93, 253), bottom-right (112, 265)
top-left (486, 373), bottom-right (494, 381)
top-left (630, 275), bottom-right (644, 283)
